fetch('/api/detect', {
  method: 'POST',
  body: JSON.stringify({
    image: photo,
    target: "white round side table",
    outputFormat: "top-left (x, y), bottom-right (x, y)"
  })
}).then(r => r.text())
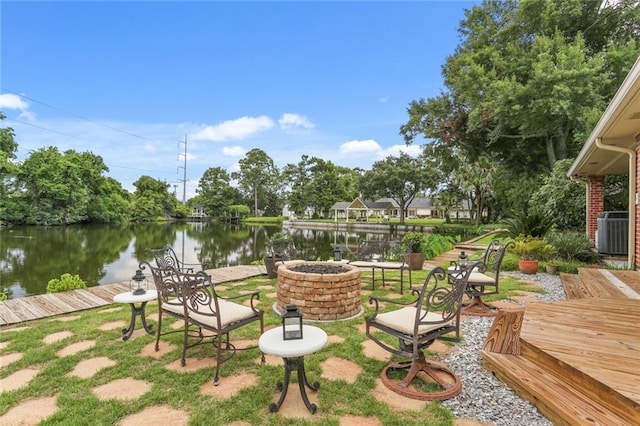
top-left (113, 290), bottom-right (157, 341)
top-left (258, 325), bottom-right (328, 414)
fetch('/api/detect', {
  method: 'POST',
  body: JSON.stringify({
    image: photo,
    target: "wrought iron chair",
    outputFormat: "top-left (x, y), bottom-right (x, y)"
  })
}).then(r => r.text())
top-left (148, 245), bottom-right (207, 273)
top-left (140, 261), bottom-right (192, 364)
top-left (142, 261), bottom-right (265, 386)
top-left (350, 240), bottom-right (412, 294)
top-left (450, 240), bottom-right (512, 316)
top-left (365, 266), bottom-right (472, 400)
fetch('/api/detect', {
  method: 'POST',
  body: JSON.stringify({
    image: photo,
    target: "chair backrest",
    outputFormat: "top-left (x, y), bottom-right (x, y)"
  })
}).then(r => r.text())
top-left (356, 240), bottom-right (388, 261)
top-left (479, 240), bottom-right (509, 277)
top-left (176, 270), bottom-right (223, 329)
top-left (270, 239), bottom-right (297, 261)
top-left (139, 261), bottom-right (185, 313)
top-left (413, 266), bottom-right (472, 340)
top-left (148, 245), bottom-right (186, 271)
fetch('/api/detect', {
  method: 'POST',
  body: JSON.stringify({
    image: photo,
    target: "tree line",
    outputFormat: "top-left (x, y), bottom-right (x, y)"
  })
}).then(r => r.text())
top-left (1, 0), bottom-right (638, 227)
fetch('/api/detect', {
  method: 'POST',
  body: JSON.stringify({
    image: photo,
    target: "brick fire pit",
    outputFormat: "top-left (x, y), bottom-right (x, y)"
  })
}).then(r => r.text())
top-left (276, 262), bottom-right (362, 321)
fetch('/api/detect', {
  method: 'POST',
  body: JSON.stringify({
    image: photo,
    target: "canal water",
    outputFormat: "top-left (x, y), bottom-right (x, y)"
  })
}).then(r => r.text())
top-left (0, 221), bottom-right (408, 298)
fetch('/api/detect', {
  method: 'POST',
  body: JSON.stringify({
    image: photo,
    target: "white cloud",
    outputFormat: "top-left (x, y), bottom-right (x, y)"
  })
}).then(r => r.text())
top-left (190, 115), bottom-right (274, 141)
top-left (222, 146), bottom-right (245, 156)
top-left (0, 93), bottom-right (29, 110)
top-left (380, 143), bottom-right (422, 158)
top-left (278, 113), bottom-right (314, 131)
top-left (339, 139), bottom-right (382, 154)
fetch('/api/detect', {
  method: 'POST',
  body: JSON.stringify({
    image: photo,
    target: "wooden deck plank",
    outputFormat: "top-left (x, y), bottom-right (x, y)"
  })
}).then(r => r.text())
top-left (519, 299), bottom-right (640, 407)
top-left (577, 268), bottom-right (630, 298)
top-left (483, 352), bottom-right (639, 426)
top-left (0, 265), bottom-right (267, 326)
top-left (611, 270), bottom-right (640, 294)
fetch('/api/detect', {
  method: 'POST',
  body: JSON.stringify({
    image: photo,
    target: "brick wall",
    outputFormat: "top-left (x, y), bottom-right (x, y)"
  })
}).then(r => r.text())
top-left (586, 176), bottom-right (605, 245)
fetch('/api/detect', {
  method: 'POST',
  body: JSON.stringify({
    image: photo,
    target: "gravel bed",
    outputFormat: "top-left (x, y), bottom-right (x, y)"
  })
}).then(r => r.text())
top-left (441, 272), bottom-right (566, 426)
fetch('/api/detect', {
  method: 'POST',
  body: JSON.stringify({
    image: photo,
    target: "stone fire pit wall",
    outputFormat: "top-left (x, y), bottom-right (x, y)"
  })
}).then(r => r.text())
top-left (276, 262), bottom-right (362, 321)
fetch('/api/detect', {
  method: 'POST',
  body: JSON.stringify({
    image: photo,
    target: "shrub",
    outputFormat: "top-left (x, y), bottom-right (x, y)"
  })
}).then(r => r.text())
top-left (499, 210), bottom-right (555, 239)
top-left (46, 273), bottom-right (87, 293)
top-left (400, 232), bottom-right (427, 253)
top-left (545, 231), bottom-right (601, 263)
top-left (422, 234), bottom-right (455, 260)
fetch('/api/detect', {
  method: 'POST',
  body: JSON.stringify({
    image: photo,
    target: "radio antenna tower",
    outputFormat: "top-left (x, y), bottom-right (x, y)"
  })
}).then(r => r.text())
top-left (178, 135), bottom-right (187, 203)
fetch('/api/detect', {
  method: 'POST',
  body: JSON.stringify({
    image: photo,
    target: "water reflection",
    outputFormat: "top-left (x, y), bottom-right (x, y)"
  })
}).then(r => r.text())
top-left (0, 222), bottom-right (401, 298)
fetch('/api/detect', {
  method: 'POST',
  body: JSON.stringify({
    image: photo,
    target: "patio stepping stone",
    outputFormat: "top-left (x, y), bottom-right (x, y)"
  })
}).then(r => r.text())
top-left (0, 326), bottom-right (31, 334)
top-left (119, 405), bottom-right (189, 426)
top-left (92, 377), bottom-right (151, 401)
top-left (362, 340), bottom-right (391, 362)
top-left (320, 356), bottom-right (362, 383)
top-left (67, 356), bottom-right (116, 379)
top-left (257, 285), bottom-right (274, 290)
top-left (98, 320), bottom-right (126, 331)
top-left (266, 380), bottom-right (318, 419)
top-left (0, 351), bottom-right (23, 367)
top-left (371, 378), bottom-right (425, 411)
top-left (339, 415), bottom-right (384, 426)
top-left (49, 314), bottom-right (81, 322)
top-left (166, 356), bottom-right (216, 373)
top-left (56, 340), bottom-right (96, 357)
top-left (0, 396), bottom-right (59, 425)
top-left (327, 335), bottom-right (345, 345)
top-left (140, 341), bottom-right (177, 358)
top-left (98, 306), bottom-right (123, 314)
top-left (199, 372), bottom-right (257, 399)
top-left (0, 341), bottom-right (9, 350)
top-left (43, 330), bottom-right (73, 344)
top-left (0, 368), bottom-right (40, 392)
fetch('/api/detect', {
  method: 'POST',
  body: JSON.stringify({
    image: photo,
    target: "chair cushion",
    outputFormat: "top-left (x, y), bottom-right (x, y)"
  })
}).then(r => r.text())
top-left (468, 272), bottom-right (496, 284)
top-left (374, 307), bottom-right (452, 335)
top-left (161, 298), bottom-right (185, 316)
top-left (188, 300), bottom-right (258, 330)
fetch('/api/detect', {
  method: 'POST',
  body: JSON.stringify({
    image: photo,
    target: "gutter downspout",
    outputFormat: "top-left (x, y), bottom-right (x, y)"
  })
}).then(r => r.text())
top-left (595, 137), bottom-right (636, 269)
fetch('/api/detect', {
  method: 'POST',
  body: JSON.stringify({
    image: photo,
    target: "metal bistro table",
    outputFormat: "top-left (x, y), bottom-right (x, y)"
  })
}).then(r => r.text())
top-left (258, 325), bottom-right (328, 414)
top-left (112, 290), bottom-right (157, 341)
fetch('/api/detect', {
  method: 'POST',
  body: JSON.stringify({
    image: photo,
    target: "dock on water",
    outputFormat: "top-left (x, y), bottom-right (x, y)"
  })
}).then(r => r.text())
top-left (0, 264), bottom-right (266, 327)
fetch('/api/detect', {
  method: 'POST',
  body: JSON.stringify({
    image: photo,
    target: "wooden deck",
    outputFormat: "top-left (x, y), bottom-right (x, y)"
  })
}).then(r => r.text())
top-left (482, 268), bottom-right (640, 425)
top-left (0, 265), bottom-right (266, 327)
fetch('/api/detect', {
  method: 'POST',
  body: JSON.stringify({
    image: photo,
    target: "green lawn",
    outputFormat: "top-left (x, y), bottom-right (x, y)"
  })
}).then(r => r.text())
top-left (0, 269), bottom-right (540, 425)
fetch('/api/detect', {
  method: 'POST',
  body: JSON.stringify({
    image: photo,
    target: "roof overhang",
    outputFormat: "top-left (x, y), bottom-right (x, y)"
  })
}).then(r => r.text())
top-left (568, 55), bottom-right (640, 178)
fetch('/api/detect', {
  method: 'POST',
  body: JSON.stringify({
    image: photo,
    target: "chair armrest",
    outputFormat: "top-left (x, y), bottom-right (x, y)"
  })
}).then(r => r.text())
top-left (218, 291), bottom-right (261, 311)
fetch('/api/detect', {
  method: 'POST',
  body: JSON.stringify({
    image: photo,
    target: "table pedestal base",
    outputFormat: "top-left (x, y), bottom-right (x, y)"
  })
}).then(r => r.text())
top-left (270, 356), bottom-right (319, 414)
top-left (461, 296), bottom-right (498, 317)
top-left (121, 301), bottom-right (153, 341)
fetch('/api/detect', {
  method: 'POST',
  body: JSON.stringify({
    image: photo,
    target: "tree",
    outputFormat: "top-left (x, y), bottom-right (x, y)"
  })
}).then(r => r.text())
top-left (231, 149), bottom-right (279, 217)
top-left (196, 166), bottom-right (239, 217)
top-left (360, 153), bottom-right (439, 224)
top-left (132, 175), bottom-right (177, 221)
top-left (402, 0), bottom-right (640, 173)
top-left (0, 114), bottom-right (20, 223)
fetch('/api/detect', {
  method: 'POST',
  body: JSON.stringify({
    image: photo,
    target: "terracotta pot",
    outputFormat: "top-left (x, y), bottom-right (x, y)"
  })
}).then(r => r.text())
top-left (518, 259), bottom-right (539, 275)
top-left (404, 252), bottom-right (425, 270)
top-left (264, 256), bottom-right (282, 279)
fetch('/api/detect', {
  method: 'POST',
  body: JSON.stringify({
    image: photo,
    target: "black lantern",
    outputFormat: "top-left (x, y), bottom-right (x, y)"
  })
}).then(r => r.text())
top-left (333, 246), bottom-right (342, 262)
top-left (458, 251), bottom-right (468, 268)
top-left (282, 305), bottom-right (303, 340)
top-left (130, 269), bottom-right (148, 296)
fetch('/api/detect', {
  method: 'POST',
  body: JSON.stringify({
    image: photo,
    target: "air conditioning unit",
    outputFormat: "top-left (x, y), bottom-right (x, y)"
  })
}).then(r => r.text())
top-left (596, 211), bottom-right (628, 255)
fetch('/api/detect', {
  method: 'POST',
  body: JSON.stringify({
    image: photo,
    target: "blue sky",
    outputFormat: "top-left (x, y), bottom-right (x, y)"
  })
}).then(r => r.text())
top-left (1, 1), bottom-right (475, 200)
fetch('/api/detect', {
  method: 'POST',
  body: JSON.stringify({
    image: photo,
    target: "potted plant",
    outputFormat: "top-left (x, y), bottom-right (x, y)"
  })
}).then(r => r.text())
top-left (512, 237), bottom-right (555, 275)
top-left (400, 232), bottom-right (427, 271)
top-left (545, 256), bottom-right (561, 275)
top-left (264, 232), bottom-right (294, 278)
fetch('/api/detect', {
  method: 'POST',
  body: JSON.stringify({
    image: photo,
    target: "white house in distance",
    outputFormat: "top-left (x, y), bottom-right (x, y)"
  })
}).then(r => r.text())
top-left (329, 197), bottom-right (441, 221)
